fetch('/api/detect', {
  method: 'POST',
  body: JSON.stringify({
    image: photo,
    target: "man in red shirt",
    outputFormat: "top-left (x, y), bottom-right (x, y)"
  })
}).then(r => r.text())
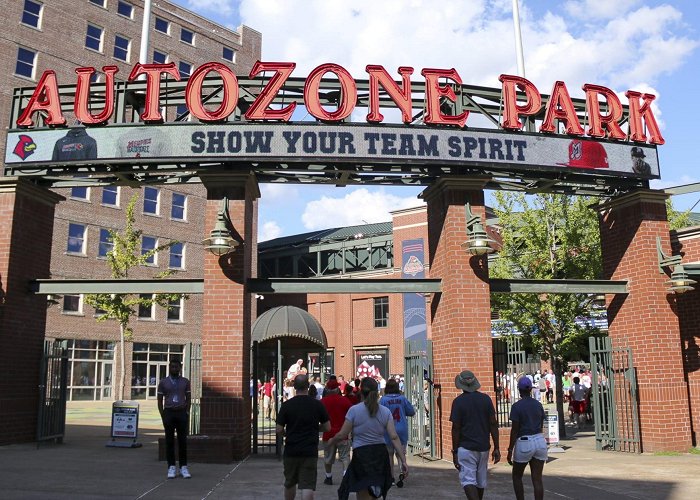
top-left (321, 378), bottom-right (353, 485)
top-left (263, 377), bottom-right (276, 419)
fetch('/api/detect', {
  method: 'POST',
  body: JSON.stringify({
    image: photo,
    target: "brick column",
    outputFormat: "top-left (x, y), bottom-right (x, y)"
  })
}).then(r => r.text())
top-left (199, 174), bottom-right (259, 461)
top-left (598, 190), bottom-right (691, 452)
top-left (422, 178), bottom-right (494, 459)
top-left (0, 178), bottom-right (63, 445)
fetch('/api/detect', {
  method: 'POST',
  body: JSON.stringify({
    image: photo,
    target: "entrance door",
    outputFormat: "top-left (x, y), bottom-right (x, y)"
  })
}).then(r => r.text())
top-left (100, 362), bottom-right (113, 400)
top-left (148, 363), bottom-right (168, 398)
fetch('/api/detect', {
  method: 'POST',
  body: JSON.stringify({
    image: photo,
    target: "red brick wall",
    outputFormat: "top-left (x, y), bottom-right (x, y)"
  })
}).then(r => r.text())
top-left (200, 177), bottom-right (257, 459)
top-left (598, 191), bottom-right (692, 452)
top-left (0, 180), bottom-right (62, 444)
top-left (423, 181), bottom-right (494, 459)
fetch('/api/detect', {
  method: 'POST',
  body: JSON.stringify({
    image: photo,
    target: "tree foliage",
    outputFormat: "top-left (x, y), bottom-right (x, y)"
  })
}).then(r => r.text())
top-left (666, 198), bottom-right (693, 231)
top-left (84, 194), bottom-right (185, 400)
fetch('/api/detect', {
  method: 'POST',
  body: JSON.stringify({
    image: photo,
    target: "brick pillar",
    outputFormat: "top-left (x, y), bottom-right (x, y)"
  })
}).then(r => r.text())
top-left (598, 190), bottom-right (692, 452)
top-left (199, 174), bottom-right (259, 460)
top-left (422, 178), bottom-right (494, 459)
top-left (0, 178), bottom-right (63, 445)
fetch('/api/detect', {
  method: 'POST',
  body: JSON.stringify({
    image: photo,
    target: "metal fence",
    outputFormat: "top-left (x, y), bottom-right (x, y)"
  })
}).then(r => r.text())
top-left (404, 339), bottom-right (435, 458)
top-left (589, 336), bottom-right (640, 452)
top-left (251, 340), bottom-right (282, 456)
top-left (185, 343), bottom-right (202, 435)
top-left (492, 337), bottom-right (541, 427)
top-left (37, 340), bottom-right (68, 446)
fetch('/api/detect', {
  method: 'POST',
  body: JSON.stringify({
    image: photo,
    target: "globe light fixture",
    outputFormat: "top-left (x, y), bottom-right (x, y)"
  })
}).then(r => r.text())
top-left (202, 197), bottom-right (239, 256)
top-left (665, 264), bottom-right (697, 294)
top-left (461, 202), bottom-right (496, 255)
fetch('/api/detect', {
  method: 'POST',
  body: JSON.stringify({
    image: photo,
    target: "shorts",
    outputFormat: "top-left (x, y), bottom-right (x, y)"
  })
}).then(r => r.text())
top-left (324, 439), bottom-right (351, 466)
top-left (571, 400), bottom-right (587, 414)
top-left (512, 434), bottom-right (548, 463)
top-left (457, 448), bottom-right (489, 489)
top-left (283, 456), bottom-right (318, 490)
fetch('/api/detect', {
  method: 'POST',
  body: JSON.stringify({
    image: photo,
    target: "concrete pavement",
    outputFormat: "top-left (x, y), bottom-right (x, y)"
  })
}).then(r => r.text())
top-left (0, 401), bottom-right (699, 499)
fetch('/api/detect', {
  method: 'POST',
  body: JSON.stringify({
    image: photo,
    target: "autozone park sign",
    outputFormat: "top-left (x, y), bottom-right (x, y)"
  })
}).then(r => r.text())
top-left (6, 61), bottom-right (662, 179)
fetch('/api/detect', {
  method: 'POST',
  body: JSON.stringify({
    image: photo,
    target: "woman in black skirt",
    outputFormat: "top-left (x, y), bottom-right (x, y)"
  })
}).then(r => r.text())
top-left (328, 377), bottom-right (408, 500)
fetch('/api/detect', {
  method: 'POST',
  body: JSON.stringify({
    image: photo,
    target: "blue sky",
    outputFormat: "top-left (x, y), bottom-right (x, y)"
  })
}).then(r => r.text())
top-left (171, 0), bottom-right (700, 240)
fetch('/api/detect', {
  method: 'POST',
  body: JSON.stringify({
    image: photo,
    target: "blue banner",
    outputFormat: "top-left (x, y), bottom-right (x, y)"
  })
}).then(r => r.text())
top-left (402, 239), bottom-right (427, 344)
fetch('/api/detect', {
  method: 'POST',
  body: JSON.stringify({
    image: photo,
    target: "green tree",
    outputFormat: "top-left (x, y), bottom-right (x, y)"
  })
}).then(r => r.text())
top-left (667, 198), bottom-right (693, 231)
top-left (490, 192), bottom-right (603, 437)
top-left (84, 194), bottom-right (184, 401)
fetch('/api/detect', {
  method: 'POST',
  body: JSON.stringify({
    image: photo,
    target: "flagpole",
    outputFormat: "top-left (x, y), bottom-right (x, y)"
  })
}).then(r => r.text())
top-left (139, 0), bottom-right (153, 65)
top-left (512, 0), bottom-right (526, 77)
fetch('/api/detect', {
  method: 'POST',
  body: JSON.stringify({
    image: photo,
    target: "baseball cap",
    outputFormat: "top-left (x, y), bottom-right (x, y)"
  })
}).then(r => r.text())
top-left (518, 377), bottom-right (532, 391)
top-left (558, 140), bottom-right (609, 169)
top-left (325, 379), bottom-right (339, 390)
top-left (630, 146), bottom-right (646, 158)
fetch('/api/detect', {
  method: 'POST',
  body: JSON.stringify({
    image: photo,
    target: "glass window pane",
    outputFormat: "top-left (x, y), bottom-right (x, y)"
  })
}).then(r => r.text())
top-left (141, 236), bottom-right (157, 264)
top-left (153, 49), bottom-right (167, 64)
top-left (169, 242), bottom-right (184, 269)
top-left (15, 47), bottom-right (35, 78)
top-left (85, 25), bottom-right (103, 51)
top-left (167, 299), bottom-right (182, 321)
top-left (98, 228), bottom-right (113, 257)
top-left (22, 0), bottom-right (42, 28)
top-left (151, 343), bottom-right (168, 353)
top-left (171, 193), bottom-right (186, 220)
top-left (63, 294), bottom-right (81, 313)
top-left (114, 35), bottom-right (130, 62)
top-left (154, 17), bottom-right (169, 34)
top-left (178, 61), bottom-right (191, 78)
top-left (223, 46), bottom-right (235, 62)
top-left (71, 186), bottom-right (88, 200)
top-left (180, 28), bottom-right (194, 44)
top-left (67, 223), bottom-right (85, 253)
top-left (117, 1), bottom-right (133, 18)
top-left (102, 186), bottom-right (118, 205)
top-left (143, 186), bottom-right (159, 214)
top-left (138, 294), bottom-right (154, 319)
top-left (89, 0), bottom-right (105, 6)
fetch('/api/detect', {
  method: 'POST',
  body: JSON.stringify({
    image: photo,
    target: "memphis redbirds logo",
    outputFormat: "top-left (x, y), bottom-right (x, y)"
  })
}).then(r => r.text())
top-left (13, 134), bottom-right (37, 160)
top-left (570, 140), bottom-right (583, 160)
top-left (403, 255), bottom-right (424, 276)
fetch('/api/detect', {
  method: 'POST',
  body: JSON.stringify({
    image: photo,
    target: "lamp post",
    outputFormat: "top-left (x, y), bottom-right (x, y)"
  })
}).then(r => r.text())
top-left (202, 198), bottom-right (238, 256)
top-left (462, 203), bottom-right (496, 255)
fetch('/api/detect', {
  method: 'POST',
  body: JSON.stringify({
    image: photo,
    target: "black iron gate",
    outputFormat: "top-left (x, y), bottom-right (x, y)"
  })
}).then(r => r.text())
top-left (36, 340), bottom-right (68, 446)
top-left (404, 339), bottom-right (435, 458)
top-left (185, 343), bottom-right (202, 435)
top-left (251, 340), bottom-right (282, 456)
top-left (589, 336), bottom-right (640, 452)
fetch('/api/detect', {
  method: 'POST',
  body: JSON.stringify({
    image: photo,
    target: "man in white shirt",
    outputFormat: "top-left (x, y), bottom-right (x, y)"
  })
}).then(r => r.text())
top-left (287, 359), bottom-right (304, 380)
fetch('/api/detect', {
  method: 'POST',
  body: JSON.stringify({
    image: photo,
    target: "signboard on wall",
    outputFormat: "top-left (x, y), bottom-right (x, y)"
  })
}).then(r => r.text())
top-left (355, 349), bottom-right (389, 379)
top-left (402, 238), bottom-right (427, 344)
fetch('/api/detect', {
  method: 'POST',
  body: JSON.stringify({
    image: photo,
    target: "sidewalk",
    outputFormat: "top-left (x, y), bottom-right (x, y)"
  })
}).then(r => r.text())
top-left (0, 401), bottom-right (699, 499)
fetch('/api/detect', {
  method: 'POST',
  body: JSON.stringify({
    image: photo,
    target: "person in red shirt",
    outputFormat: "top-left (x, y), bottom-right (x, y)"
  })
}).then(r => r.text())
top-left (321, 379), bottom-right (354, 485)
top-left (344, 383), bottom-right (360, 405)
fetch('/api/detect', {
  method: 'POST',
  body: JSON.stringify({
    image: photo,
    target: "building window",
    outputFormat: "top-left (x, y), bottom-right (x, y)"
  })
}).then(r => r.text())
top-left (113, 35), bottom-right (130, 62)
top-left (117, 1), bottom-right (133, 18)
top-left (171, 192), bottom-right (186, 220)
top-left (180, 28), bottom-right (194, 45)
top-left (154, 16), bottom-right (169, 34)
top-left (21, 0), bottom-right (42, 28)
top-left (63, 339), bottom-right (114, 401)
top-left (102, 186), bottom-right (119, 206)
top-left (169, 242), bottom-right (184, 269)
top-left (374, 296), bottom-right (389, 327)
top-left (178, 61), bottom-right (192, 79)
top-left (138, 294), bottom-right (154, 319)
top-left (71, 185), bottom-right (89, 201)
top-left (85, 24), bottom-right (103, 52)
top-left (98, 228), bottom-right (113, 258)
top-left (63, 294), bottom-right (82, 314)
top-left (223, 46), bottom-right (236, 63)
top-left (131, 343), bottom-right (183, 399)
top-left (15, 47), bottom-right (36, 79)
top-left (175, 104), bottom-right (189, 121)
top-left (143, 186), bottom-right (159, 215)
top-left (141, 236), bottom-right (157, 265)
top-left (88, 0), bottom-right (106, 7)
top-left (167, 297), bottom-right (183, 322)
top-left (153, 49), bottom-right (167, 64)
top-left (67, 223), bottom-right (87, 254)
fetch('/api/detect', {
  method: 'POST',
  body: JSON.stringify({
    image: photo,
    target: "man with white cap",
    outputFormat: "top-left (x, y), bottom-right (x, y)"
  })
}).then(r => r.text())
top-left (450, 370), bottom-right (500, 499)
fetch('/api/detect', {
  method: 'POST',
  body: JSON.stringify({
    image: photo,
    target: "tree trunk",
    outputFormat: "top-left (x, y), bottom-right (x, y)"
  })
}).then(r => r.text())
top-left (552, 357), bottom-right (567, 439)
top-left (118, 323), bottom-right (125, 401)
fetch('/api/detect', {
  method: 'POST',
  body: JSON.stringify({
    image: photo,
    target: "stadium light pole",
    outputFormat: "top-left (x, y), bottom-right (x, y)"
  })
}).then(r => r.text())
top-left (512, 0), bottom-right (526, 77)
top-left (139, 0), bottom-right (153, 65)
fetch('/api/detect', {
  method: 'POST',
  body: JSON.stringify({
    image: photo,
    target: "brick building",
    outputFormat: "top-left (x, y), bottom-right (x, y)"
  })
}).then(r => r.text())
top-left (0, 0), bottom-right (261, 401)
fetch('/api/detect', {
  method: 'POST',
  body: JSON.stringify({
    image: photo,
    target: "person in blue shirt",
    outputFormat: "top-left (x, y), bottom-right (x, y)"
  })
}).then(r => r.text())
top-left (380, 378), bottom-right (416, 488)
top-left (507, 377), bottom-right (548, 500)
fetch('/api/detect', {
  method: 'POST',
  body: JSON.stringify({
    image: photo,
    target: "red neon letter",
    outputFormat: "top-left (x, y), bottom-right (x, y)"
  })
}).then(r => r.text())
top-left (128, 63), bottom-right (180, 122)
top-left (366, 65), bottom-right (414, 123)
top-left (304, 63), bottom-right (357, 122)
top-left (625, 90), bottom-right (665, 145)
top-left (421, 68), bottom-right (468, 127)
top-left (499, 74), bottom-right (541, 130)
top-left (16, 70), bottom-right (66, 127)
top-left (74, 66), bottom-right (118, 125)
top-left (186, 62), bottom-right (238, 122)
top-left (540, 81), bottom-right (584, 135)
top-left (583, 84), bottom-right (625, 140)
top-left (245, 61), bottom-right (296, 121)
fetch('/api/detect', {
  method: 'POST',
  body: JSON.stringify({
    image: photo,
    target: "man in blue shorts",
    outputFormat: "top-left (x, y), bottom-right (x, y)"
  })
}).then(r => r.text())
top-left (507, 377), bottom-right (548, 500)
top-left (450, 370), bottom-right (501, 499)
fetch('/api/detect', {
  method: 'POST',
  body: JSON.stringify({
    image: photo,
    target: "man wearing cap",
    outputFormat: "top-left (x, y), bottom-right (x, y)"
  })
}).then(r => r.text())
top-left (507, 377), bottom-right (547, 500)
top-left (450, 370), bottom-right (500, 500)
top-left (631, 146), bottom-right (651, 176)
top-left (320, 378), bottom-right (354, 485)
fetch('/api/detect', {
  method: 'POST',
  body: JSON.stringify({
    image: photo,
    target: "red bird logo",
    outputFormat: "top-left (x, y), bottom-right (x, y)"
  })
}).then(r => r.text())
top-left (13, 134), bottom-right (37, 160)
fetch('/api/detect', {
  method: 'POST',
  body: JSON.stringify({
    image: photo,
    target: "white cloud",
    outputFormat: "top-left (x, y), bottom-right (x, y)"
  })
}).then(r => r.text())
top-left (564, 0), bottom-right (641, 20)
top-left (260, 183), bottom-right (299, 202)
top-left (259, 220), bottom-right (282, 241)
top-left (301, 188), bottom-right (422, 230)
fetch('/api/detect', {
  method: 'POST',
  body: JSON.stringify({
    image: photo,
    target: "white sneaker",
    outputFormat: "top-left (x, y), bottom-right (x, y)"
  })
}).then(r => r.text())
top-left (167, 466), bottom-right (177, 479)
top-left (180, 465), bottom-right (191, 479)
